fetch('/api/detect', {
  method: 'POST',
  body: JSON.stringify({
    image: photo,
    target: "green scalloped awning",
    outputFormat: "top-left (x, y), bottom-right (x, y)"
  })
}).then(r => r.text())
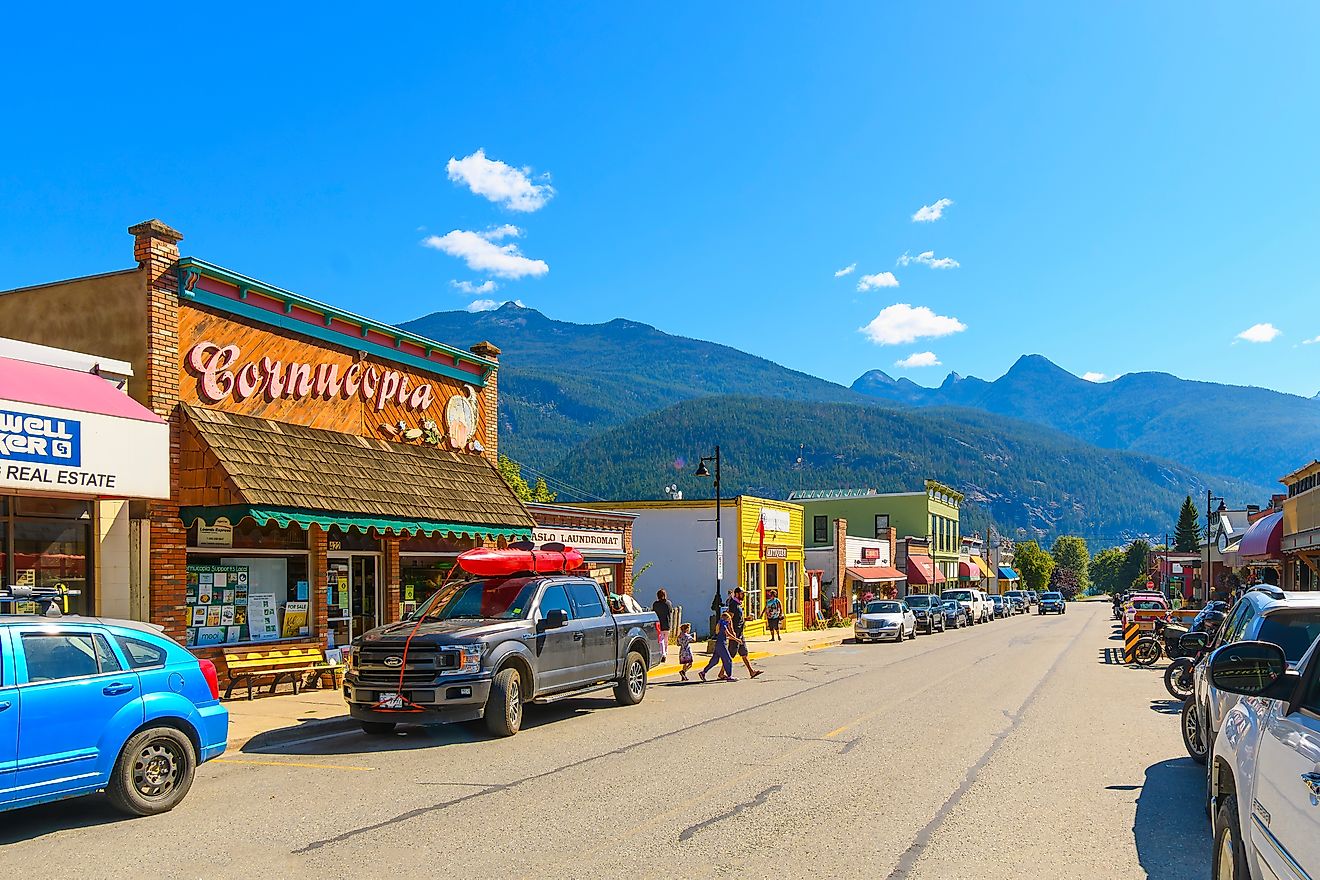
top-left (180, 504), bottom-right (531, 540)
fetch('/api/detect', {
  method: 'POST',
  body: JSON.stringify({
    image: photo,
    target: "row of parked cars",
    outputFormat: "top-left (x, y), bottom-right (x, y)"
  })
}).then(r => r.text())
top-left (1141, 585), bottom-right (1320, 879)
top-left (853, 587), bottom-right (1065, 642)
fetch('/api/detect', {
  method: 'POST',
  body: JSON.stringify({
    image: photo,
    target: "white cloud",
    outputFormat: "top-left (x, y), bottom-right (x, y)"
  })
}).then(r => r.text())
top-left (895, 351), bottom-right (941, 368)
top-left (421, 227), bottom-right (549, 279)
top-left (1236, 323), bottom-right (1281, 343)
top-left (465, 298), bottom-right (525, 313)
top-left (859, 303), bottom-right (967, 345)
top-left (897, 250), bottom-right (960, 270)
top-left (834, 262), bottom-right (857, 277)
top-left (451, 279), bottom-right (498, 295)
top-left (1302, 335), bottom-right (1320, 345)
top-left (446, 149), bottom-right (554, 212)
top-left (1082, 372), bottom-right (1113, 383)
top-left (912, 198), bottom-right (953, 223)
top-left (857, 271), bottom-right (900, 291)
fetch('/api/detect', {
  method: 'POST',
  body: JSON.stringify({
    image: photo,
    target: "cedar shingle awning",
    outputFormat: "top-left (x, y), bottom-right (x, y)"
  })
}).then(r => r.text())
top-left (178, 404), bottom-right (534, 539)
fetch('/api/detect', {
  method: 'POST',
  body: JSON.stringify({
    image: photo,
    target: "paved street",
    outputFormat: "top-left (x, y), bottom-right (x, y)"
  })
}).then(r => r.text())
top-left (0, 603), bottom-right (1207, 879)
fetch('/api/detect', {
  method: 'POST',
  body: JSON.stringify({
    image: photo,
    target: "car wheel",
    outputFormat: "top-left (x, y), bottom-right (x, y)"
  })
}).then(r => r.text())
top-left (614, 650), bottom-right (648, 706)
top-left (895, 626), bottom-right (903, 643)
top-left (360, 721), bottom-right (397, 736)
top-left (1182, 699), bottom-right (1209, 765)
top-left (105, 726), bottom-right (197, 816)
top-left (1212, 794), bottom-right (1249, 880)
top-left (484, 666), bottom-right (522, 737)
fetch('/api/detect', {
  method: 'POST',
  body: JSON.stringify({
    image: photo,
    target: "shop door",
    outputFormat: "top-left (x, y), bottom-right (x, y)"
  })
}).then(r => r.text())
top-left (328, 555), bottom-right (381, 646)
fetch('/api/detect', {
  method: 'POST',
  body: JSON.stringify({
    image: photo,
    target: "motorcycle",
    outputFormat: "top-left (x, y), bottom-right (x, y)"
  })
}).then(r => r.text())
top-left (1164, 631), bottom-right (1213, 698)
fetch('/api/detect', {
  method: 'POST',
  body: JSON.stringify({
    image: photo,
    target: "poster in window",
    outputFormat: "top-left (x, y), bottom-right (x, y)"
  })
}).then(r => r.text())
top-left (226, 625), bottom-right (243, 643)
top-left (190, 605), bottom-right (208, 627)
top-left (222, 588), bottom-right (234, 604)
top-left (235, 586), bottom-right (248, 606)
top-left (234, 606), bottom-right (248, 626)
top-left (295, 580), bottom-right (309, 601)
top-left (220, 605), bottom-right (236, 626)
top-left (196, 627), bottom-right (226, 647)
top-left (282, 601), bottom-right (310, 638)
top-left (185, 628), bottom-right (197, 647)
top-left (248, 594), bottom-right (280, 641)
top-left (198, 585), bottom-right (212, 605)
top-left (205, 606), bottom-right (222, 627)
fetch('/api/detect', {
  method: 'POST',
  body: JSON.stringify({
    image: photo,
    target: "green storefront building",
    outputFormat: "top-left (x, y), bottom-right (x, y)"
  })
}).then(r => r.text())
top-left (792, 481), bottom-right (964, 581)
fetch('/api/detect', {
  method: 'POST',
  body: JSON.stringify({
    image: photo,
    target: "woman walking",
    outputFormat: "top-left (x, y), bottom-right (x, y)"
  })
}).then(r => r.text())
top-left (764, 590), bottom-right (784, 641)
top-left (652, 588), bottom-right (673, 663)
top-left (700, 611), bottom-right (739, 681)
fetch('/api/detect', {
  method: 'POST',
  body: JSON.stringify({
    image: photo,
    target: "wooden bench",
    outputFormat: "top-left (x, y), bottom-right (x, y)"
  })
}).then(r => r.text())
top-left (219, 643), bottom-right (334, 700)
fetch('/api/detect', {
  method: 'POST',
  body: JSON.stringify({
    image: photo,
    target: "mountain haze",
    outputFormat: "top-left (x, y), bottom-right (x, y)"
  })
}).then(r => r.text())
top-left (852, 355), bottom-right (1320, 488)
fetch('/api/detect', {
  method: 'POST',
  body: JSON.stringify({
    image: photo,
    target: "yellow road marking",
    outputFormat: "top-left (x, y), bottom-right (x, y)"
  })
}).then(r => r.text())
top-left (823, 725), bottom-right (849, 739)
top-left (217, 758), bottom-right (374, 772)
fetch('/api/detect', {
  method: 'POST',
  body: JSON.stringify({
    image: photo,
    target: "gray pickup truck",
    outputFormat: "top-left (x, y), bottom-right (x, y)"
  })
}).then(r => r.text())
top-left (344, 573), bottom-right (661, 737)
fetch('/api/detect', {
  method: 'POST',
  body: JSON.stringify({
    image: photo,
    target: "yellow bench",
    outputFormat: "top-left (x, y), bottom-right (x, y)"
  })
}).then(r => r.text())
top-left (220, 643), bottom-right (332, 700)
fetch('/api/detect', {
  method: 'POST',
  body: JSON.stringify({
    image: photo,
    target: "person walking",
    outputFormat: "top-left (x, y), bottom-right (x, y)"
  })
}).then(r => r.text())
top-left (726, 587), bottom-right (764, 679)
top-left (677, 622), bottom-right (695, 681)
top-left (700, 612), bottom-right (738, 681)
top-left (763, 590), bottom-right (784, 641)
top-left (652, 588), bottom-right (673, 663)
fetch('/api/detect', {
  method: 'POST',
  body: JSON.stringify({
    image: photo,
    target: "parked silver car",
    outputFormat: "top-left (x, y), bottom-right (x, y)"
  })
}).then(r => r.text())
top-left (854, 600), bottom-right (917, 643)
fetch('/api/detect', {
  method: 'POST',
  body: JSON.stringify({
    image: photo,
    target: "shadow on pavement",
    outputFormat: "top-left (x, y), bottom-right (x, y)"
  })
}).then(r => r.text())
top-left (1149, 699), bottom-right (1184, 715)
top-left (0, 796), bottom-right (127, 844)
top-left (246, 697), bottom-right (612, 757)
top-left (1132, 757), bottom-right (1209, 880)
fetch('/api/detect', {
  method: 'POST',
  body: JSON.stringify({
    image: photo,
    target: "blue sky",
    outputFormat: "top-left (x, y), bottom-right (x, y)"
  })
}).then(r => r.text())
top-left (3, 4), bottom-right (1319, 395)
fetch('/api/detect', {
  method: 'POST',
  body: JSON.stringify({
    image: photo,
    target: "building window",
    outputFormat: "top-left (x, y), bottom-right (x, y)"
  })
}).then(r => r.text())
top-left (813, 515), bottom-right (828, 544)
top-left (744, 562), bottom-right (762, 619)
top-left (2, 500), bottom-right (94, 616)
top-left (785, 562), bottom-right (799, 614)
top-left (874, 514), bottom-right (889, 538)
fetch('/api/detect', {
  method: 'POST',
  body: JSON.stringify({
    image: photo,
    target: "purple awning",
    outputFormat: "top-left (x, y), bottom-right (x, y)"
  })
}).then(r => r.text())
top-left (1238, 510), bottom-right (1283, 560)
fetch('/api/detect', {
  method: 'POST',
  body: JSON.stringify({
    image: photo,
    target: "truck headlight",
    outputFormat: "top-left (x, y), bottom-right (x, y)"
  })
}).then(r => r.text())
top-left (458, 644), bottom-right (483, 674)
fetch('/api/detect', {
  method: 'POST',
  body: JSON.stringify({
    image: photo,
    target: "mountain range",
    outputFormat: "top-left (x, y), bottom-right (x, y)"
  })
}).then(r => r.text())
top-left (852, 356), bottom-right (1320, 488)
top-left (401, 302), bottom-right (1299, 543)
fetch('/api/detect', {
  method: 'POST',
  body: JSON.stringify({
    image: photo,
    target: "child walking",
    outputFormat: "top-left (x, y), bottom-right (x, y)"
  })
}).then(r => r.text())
top-left (677, 622), bottom-right (695, 680)
top-left (700, 611), bottom-right (740, 682)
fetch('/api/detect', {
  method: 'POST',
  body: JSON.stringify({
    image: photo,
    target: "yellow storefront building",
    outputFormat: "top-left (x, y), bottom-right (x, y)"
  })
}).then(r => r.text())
top-left (736, 496), bottom-right (806, 638)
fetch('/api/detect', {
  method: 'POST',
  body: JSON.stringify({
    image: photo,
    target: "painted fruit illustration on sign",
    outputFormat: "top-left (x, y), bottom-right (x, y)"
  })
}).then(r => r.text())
top-left (445, 386), bottom-right (480, 450)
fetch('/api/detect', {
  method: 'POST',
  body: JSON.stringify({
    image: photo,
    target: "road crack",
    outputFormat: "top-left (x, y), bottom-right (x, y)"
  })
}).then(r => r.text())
top-left (678, 785), bottom-right (783, 842)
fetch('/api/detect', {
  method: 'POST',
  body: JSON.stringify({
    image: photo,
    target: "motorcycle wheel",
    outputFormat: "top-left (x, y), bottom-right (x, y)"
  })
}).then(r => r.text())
top-left (1133, 638), bottom-right (1162, 667)
top-left (1164, 658), bottom-right (1195, 699)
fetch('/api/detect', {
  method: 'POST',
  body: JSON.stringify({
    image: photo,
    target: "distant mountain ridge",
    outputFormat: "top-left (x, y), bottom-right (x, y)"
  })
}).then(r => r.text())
top-left (851, 354), bottom-right (1320, 488)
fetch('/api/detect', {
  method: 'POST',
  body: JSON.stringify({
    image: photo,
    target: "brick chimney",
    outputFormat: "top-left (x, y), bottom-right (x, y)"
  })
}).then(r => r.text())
top-left (470, 340), bottom-right (500, 464)
top-left (129, 219), bottom-right (183, 418)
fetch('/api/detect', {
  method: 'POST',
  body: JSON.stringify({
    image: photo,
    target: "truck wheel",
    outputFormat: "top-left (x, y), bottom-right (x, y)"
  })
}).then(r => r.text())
top-left (1212, 795), bottom-right (1249, 879)
top-left (614, 651), bottom-right (648, 706)
top-left (360, 721), bottom-right (396, 736)
top-left (105, 726), bottom-right (197, 816)
top-left (485, 667), bottom-right (523, 737)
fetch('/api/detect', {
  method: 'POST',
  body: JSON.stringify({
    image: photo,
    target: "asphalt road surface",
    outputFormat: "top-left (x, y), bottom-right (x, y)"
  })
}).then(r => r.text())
top-left (0, 603), bottom-right (1209, 879)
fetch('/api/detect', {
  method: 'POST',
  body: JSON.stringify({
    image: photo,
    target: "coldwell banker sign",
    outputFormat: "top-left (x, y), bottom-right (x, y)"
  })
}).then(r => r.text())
top-left (0, 401), bottom-right (169, 499)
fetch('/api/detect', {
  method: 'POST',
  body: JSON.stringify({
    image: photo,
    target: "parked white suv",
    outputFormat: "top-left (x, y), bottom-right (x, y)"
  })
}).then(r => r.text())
top-left (941, 588), bottom-right (992, 625)
top-left (1205, 635), bottom-right (1320, 879)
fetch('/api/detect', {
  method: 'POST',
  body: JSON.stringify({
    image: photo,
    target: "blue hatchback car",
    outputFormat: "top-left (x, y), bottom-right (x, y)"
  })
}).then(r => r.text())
top-left (0, 615), bottom-right (228, 816)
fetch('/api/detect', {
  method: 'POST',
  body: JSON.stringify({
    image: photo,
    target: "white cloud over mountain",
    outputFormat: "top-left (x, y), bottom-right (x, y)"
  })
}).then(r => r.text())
top-left (446, 149), bottom-right (554, 212)
top-left (859, 303), bottom-right (967, 345)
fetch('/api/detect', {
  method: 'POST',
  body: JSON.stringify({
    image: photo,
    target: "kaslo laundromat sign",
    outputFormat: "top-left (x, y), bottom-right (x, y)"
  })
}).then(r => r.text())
top-left (534, 527), bottom-right (625, 553)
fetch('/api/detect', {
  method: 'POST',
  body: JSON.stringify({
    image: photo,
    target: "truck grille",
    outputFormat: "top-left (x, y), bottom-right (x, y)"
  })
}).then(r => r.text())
top-left (354, 644), bottom-right (457, 686)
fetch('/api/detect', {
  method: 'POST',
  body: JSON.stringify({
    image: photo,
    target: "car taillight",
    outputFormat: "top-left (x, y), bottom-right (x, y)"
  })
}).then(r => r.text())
top-left (199, 658), bottom-right (221, 700)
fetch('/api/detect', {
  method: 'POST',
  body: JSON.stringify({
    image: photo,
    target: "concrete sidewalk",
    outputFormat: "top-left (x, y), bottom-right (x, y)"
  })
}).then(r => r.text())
top-left (223, 624), bottom-right (857, 749)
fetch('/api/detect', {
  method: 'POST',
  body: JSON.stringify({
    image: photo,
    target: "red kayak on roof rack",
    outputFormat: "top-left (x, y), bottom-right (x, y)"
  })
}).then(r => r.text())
top-left (457, 542), bottom-right (585, 577)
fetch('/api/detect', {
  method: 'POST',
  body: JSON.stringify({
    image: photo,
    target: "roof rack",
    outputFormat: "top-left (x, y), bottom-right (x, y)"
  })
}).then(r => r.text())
top-left (0, 585), bottom-right (81, 618)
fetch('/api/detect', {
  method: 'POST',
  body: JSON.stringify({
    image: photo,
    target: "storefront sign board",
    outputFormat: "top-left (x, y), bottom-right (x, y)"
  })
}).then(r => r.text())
top-left (249, 594), bottom-right (280, 641)
top-left (282, 601), bottom-right (310, 638)
top-left (533, 527), bottom-right (625, 554)
top-left (759, 509), bottom-right (791, 533)
top-left (0, 400), bottom-right (169, 498)
top-left (196, 517), bottom-right (234, 548)
top-left (764, 546), bottom-right (789, 559)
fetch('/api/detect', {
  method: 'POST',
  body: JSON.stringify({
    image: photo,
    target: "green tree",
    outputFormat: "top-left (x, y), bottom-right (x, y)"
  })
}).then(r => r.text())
top-left (1013, 541), bottom-right (1055, 593)
top-left (1091, 547), bottom-right (1125, 595)
top-left (1120, 539), bottom-right (1152, 591)
top-left (531, 476), bottom-right (558, 502)
top-left (497, 454), bottom-right (533, 502)
top-left (1174, 495), bottom-right (1201, 552)
top-left (1050, 535), bottom-right (1090, 595)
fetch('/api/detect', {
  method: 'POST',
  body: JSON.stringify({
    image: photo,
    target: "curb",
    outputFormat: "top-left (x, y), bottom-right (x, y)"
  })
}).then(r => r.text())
top-left (230, 714), bottom-right (359, 752)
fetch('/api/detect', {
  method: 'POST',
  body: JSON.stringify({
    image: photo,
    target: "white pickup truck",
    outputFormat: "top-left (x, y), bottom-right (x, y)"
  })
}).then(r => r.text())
top-left (1205, 636), bottom-right (1320, 880)
top-left (941, 588), bottom-right (992, 625)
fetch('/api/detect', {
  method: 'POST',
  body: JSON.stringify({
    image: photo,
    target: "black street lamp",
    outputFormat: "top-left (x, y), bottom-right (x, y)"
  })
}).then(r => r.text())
top-left (694, 446), bottom-right (723, 628)
top-left (1205, 491), bottom-right (1228, 603)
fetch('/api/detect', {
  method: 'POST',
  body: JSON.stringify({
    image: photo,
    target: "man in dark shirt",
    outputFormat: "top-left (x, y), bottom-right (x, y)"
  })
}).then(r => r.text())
top-left (651, 588), bottom-right (672, 662)
top-left (726, 587), bottom-right (763, 679)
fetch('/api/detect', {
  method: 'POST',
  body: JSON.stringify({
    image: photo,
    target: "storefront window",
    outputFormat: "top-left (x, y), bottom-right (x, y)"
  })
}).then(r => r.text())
top-left (785, 562), bottom-right (799, 614)
top-left (744, 562), bottom-right (761, 618)
top-left (5, 505), bottom-right (93, 616)
top-left (401, 556), bottom-right (459, 617)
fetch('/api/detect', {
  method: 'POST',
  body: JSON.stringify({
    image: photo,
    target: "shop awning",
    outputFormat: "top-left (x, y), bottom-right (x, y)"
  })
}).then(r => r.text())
top-left (998, 566), bottom-right (1020, 580)
top-left (969, 555), bottom-right (994, 577)
top-left (846, 566), bottom-right (906, 583)
top-left (178, 404), bottom-right (534, 539)
top-left (1238, 510), bottom-right (1283, 560)
top-left (0, 356), bottom-right (170, 499)
top-left (906, 555), bottom-right (945, 585)
top-left (957, 561), bottom-right (981, 580)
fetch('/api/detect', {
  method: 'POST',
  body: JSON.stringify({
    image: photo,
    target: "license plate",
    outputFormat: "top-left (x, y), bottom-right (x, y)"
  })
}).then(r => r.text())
top-left (377, 692), bottom-right (404, 709)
